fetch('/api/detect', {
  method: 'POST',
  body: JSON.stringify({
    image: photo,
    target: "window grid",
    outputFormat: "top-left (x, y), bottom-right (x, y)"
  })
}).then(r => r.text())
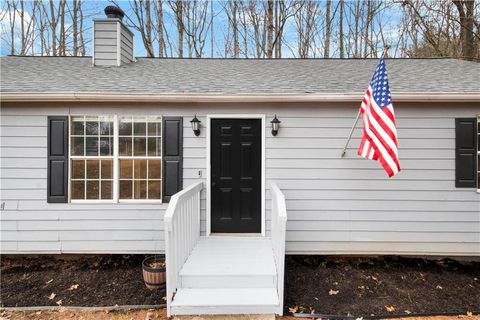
top-left (71, 159), bottom-right (113, 200)
top-left (69, 115), bottom-right (162, 203)
top-left (118, 116), bottom-right (162, 201)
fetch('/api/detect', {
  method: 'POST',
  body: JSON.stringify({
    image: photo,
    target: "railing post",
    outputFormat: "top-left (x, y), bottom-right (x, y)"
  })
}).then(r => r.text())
top-left (163, 182), bottom-right (203, 317)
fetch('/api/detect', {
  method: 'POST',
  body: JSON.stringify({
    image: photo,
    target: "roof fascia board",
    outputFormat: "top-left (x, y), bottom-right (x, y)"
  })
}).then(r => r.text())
top-left (1, 92), bottom-right (479, 103)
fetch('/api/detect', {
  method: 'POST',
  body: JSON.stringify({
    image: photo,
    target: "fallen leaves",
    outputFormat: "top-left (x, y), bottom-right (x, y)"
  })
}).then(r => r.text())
top-left (45, 279), bottom-right (54, 284)
top-left (68, 284), bottom-right (80, 291)
top-left (328, 289), bottom-right (339, 296)
top-left (436, 285), bottom-right (443, 290)
top-left (47, 292), bottom-right (56, 300)
top-left (385, 305), bottom-right (396, 313)
top-left (55, 299), bottom-right (63, 306)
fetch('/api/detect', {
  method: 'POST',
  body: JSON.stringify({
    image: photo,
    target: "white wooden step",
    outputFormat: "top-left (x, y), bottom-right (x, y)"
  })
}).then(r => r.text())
top-left (170, 288), bottom-right (280, 315)
top-left (179, 236), bottom-right (277, 288)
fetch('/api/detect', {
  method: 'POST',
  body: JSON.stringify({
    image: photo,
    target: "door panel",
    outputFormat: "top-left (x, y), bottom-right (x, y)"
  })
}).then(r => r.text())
top-left (211, 119), bottom-right (262, 233)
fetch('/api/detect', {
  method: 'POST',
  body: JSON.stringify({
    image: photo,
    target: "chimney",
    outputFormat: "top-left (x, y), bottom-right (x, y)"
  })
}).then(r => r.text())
top-left (92, 6), bottom-right (134, 66)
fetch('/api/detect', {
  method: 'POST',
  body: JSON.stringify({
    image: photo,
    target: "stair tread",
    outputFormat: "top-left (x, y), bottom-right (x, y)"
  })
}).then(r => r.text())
top-left (179, 237), bottom-right (277, 276)
top-left (171, 288), bottom-right (279, 307)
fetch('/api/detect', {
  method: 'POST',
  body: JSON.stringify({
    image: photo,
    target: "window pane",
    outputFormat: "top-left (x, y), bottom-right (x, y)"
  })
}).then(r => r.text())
top-left (86, 181), bottom-right (99, 199)
top-left (134, 180), bottom-right (147, 199)
top-left (120, 180), bottom-right (133, 199)
top-left (148, 160), bottom-right (161, 179)
top-left (85, 121), bottom-right (99, 135)
top-left (134, 138), bottom-right (146, 156)
top-left (72, 121), bottom-right (85, 135)
top-left (148, 181), bottom-right (161, 199)
top-left (101, 180), bottom-right (113, 199)
top-left (71, 137), bottom-right (84, 156)
top-left (119, 137), bottom-right (132, 156)
top-left (134, 122), bottom-right (146, 136)
top-left (147, 122), bottom-right (161, 136)
top-left (85, 137), bottom-right (99, 156)
top-left (120, 160), bottom-right (133, 179)
top-left (72, 160), bottom-right (85, 179)
top-left (147, 137), bottom-right (161, 156)
top-left (101, 160), bottom-right (113, 179)
top-left (86, 160), bottom-right (100, 179)
top-left (99, 121), bottom-right (112, 135)
top-left (134, 159), bottom-right (147, 179)
top-left (119, 120), bottom-right (132, 136)
top-left (72, 181), bottom-right (85, 199)
top-left (100, 137), bottom-right (112, 156)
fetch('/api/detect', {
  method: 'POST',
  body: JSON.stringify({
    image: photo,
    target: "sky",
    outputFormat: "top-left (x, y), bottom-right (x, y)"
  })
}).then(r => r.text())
top-left (0, 0), bottom-right (405, 58)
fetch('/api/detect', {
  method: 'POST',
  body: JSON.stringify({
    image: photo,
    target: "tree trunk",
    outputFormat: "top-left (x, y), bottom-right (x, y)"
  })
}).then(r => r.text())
top-left (176, 0), bottom-right (183, 58)
top-left (324, 0), bottom-right (331, 58)
top-left (59, 0), bottom-right (65, 55)
top-left (233, 1), bottom-right (239, 58)
top-left (266, 0), bottom-right (274, 58)
top-left (339, 0), bottom-right (344, 58)
top-left (79, 0), bottom-right (86, 56)
top-left (49, 0), bottom-right (57, 56)
top-left (453, 0), bottom-right (475, 59)
top-left (157, 1), bottom-right (164, 57)
top-left (73, 0), bottom-right (78, 56)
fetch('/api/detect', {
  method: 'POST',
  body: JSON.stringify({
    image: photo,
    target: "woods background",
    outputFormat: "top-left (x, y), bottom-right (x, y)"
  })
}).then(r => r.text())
top-left (1, 0), bottom-right (479, 60)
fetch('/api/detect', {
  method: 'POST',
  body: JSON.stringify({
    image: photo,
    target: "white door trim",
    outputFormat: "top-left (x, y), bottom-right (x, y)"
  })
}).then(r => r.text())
top-left (206, 114), bottom-right (266, 237)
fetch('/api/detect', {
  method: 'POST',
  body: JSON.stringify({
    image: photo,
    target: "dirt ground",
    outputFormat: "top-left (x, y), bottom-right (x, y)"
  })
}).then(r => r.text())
top-left (1, 255), bottom-right (479, 317)
top-left (0, 310), bottom-right (479, 320)
top-left (284, 256), bottom-right (480, 316)
top-left (0, 255), bottom-right (165, 307)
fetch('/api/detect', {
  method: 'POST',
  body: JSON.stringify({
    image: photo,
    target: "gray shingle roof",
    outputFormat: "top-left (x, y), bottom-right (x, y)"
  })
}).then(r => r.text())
top-left (1, 56), bottom-right (479, 96)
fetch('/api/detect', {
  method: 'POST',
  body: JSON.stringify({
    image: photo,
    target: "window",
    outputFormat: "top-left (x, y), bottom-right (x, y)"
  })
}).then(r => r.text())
top-left (69, 115), bottom-right (162, 202)
top-left (118, 116), bottom-right (162, 200)
top-left (70, 116), bottom-right (114, 201)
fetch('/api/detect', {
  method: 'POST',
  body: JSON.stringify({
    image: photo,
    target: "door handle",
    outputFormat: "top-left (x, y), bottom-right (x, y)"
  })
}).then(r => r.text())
top-left (211, 181), bottom-right (216, 187)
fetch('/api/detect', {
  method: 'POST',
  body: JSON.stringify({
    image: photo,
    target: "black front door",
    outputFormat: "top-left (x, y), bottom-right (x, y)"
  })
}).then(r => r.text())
top-left (211, 119), bottom-right (262, 233)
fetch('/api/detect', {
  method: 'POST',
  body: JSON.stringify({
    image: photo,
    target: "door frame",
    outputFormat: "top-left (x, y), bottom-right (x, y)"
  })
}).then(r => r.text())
top-left (206, 114), bottom-right (266, 237)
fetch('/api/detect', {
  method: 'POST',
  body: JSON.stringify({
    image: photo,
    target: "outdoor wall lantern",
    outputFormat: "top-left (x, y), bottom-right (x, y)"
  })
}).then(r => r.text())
top-left (270, 114), bottom-right (281, 136)
top-left (190, 115), bottom-right (201, 136)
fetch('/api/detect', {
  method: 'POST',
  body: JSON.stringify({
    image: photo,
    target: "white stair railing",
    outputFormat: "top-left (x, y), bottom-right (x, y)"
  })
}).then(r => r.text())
top-left (270, 182), bottom-right (288, 316)
top-left (164, 181), bottom-right (203, 317)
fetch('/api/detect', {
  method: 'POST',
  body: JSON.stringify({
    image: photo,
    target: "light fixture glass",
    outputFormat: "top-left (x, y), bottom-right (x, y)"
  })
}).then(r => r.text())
top-left (270, 114), bottom-right (281, 136)
top-left (190, 115), bottom-right (201, 136)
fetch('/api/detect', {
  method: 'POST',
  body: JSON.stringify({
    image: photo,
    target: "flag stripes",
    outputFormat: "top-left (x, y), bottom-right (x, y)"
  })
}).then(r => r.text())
top-left (357, 57), bottom-right (400, 177)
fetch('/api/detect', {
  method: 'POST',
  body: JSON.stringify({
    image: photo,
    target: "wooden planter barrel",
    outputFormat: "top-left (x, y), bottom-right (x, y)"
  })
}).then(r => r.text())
top-left (142, 256), bottom-right (166, 290)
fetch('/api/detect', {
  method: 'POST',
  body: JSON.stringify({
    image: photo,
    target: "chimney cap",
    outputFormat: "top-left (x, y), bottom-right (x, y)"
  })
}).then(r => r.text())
top-left (104, 6), bottom-right (125, 20)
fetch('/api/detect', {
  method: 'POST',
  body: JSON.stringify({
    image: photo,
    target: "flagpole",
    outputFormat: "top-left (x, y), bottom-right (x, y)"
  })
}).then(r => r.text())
top-left (340, 46), bottom-right (390, 158)
top-left (340, 110), bottom-right (361, 157)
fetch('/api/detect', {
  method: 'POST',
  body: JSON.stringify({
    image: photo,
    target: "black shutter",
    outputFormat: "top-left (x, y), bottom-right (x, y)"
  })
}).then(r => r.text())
top-left (47, 116), bottom-right (69, 203)
top-left (455, 118), bottom-right (477, 188)
top-left (162, 117), bottom-right (183, 202)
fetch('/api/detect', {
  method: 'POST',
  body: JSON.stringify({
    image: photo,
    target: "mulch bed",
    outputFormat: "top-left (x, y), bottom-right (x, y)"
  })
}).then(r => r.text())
top-left (284, 255), bottom-right (480, 317)
top-left (1, 254), bottom-right (479, 317)
top-left (1, 255), bottom-right (165, 307)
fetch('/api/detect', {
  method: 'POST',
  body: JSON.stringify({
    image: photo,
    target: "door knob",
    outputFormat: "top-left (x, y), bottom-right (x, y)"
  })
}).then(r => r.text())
top-left (211, 181), bottom-right (216, 187)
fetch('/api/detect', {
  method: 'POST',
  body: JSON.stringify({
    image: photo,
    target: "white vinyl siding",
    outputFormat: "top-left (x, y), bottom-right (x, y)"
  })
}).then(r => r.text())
top-left (1, 102), bottom-right (479, 255)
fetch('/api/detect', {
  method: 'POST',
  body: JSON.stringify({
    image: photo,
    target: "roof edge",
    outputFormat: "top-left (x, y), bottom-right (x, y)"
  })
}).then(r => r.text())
top-left (1, 92), bottom-right (479, 103)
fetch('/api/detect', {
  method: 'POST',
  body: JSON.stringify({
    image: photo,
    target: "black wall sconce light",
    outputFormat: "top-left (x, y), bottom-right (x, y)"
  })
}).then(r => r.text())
top-left (190, 115), bottom-right (201, 136)
top-left (270, 114), bottom-right (281, 136)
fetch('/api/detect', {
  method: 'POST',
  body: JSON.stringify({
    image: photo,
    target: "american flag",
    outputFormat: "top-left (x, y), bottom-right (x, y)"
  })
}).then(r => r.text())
top-left (357, 57), bottom-right (401, 177)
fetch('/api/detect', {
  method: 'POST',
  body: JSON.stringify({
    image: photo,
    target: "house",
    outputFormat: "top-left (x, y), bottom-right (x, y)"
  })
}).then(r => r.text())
top-left (1, 7), bottom-right (479, 316)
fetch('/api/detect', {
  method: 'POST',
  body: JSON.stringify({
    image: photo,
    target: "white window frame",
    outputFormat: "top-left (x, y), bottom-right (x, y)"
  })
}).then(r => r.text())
top-left (68, 115), bottom-right (163, 204)
top-left (117, 116), bottom-right (163, 203)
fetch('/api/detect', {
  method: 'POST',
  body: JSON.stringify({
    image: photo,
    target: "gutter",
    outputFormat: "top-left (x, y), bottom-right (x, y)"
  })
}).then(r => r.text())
top-left (1, 92), bottom-right (479, 103)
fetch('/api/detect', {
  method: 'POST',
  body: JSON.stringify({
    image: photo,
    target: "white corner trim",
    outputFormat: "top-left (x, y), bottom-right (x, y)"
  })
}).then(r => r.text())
top-left (2, 92), bottom-right (479, 103)
top-left (117, 22), bottom-right (121, 66)
top-left (206, 114), bottom-right (266, 237)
